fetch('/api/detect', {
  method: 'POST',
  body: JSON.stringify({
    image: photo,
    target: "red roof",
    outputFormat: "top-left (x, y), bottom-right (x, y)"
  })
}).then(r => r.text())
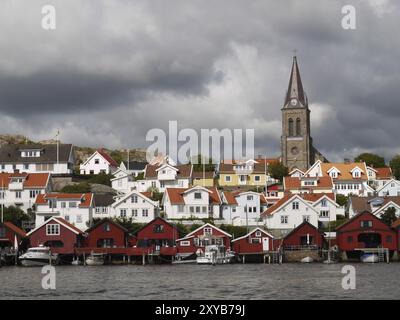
top-left (97, 149), bottom-right (118, 167)
top-left (375, 167), bottom-right (392, 179)
top-left (284, 176), bottom-right (333, 190)
top-left (222, 191), bottom-right (238, 205)
top-left (53, 217), bottom-right (83, 234)
top-left (35, 193), bottom-right (93, 207)
top-left (3, 222), bottom-right (27, 238)
top-left (0, 172), bottom-right (50, 188)
top-left (262, 194), bottom-right (294, 217)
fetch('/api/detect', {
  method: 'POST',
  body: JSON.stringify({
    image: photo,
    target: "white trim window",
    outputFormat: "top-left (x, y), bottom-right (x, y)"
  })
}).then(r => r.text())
top-left (46, 224), bottom-right (60, 236)
top-left (142, 209), bottom-right (149, 217)
top-left (281, 216), bottom-right (288, 224)
top-left (303, 215), bottom-right (310, 222)
top-left (204, 227), bottom-right (213, 235)
top-left (255, 231), bottom-right (262, 237)
top-left (292, 202), bottom-right (299, 210)
top-left (179, 241), bottom-right (191, 246)
top-left (225, 176), bottom-right (231, 182)
top-left (320, 210), bottom-right (329, 218)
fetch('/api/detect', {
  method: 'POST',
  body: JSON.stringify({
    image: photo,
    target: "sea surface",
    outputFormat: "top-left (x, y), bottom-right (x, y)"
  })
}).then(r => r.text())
top-left (0, 263), bottom-right (399, 300)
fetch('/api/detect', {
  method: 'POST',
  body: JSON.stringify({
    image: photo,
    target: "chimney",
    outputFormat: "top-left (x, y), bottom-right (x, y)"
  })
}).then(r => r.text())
top-left (344, 158), bottom-right (350, 164)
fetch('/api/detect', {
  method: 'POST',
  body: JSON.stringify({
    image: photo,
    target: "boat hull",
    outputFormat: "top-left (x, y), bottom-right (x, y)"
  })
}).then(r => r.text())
top-left (20, 258), bottom-right (53, 267)
top-left (361, 254), bottom-right (378, 263)
top-left (85, 257), bottom-right (105, 266)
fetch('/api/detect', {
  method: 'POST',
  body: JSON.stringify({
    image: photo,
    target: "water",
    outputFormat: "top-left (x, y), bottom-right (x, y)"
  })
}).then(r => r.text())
top-left (0, 263), bottom-right (399, 299)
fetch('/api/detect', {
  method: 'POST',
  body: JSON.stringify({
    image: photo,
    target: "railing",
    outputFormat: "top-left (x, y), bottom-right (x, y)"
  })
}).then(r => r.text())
top-left (283, 244), bottom-right (319, 251)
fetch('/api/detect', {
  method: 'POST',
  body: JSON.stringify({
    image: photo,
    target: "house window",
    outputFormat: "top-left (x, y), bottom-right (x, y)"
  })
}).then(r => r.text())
top-left (151, 181), bottom-right (157, 188)
top-left (232, 207), bottom-right (236, 213)
top-left (76, 215), bottom-right (82, 223)
top-left (190, 206), bottom-right (194, 213)
top-left (160, 181), bottom-right (165, 188)
top-left (69, 202), bottom-right (77, 208)
top-left (330, 172), bottom-right (337, 178)
top-left (65, 215), bottom-right (70, 222)
top-left (179, 241), bottom-right (191, 246)
top-left (120, 209), bottom-right (127, 218)
top-left (360, 220), bottom-right (373, 228)
top-left (24, 164), bottom-right (29, 170)
top-left (195, 206), bottom-right (201, 213)
top-left (15, 191), bottom-right (21, 199)
top-left (251, 238), bottom-right (261, 244)
top-left (320, 210), bottom-right (329, 218)
top-left (254, 176), bottom-right (260, 182)
top-left (132, 209), bottom-right (138, 217)
top-left (353, 171), bottom-right (360, 178)
top-left (153, 224), bottom-right (164, 233)
top-left (255, 231), bottom-right (262, 237)
top-left (303, 215), bottom-right (310, 222)
top-left (49, 200), bottom-right (57, 209)
top-left (178, 205), bottom-right (184, 213)
top-left (292, 202), bottom-right (299, 210)
top-left (142, 209), bottom-right (149, 217)
top-left (103, 223), bottom-right (111, 232)
top-left (225, 176), bottom-right (231, 182)
top-left (61, 202), bottom-right (66, 208)
top-left (131, 195), bottom-right (138, 203)
top-left (247, 195), bottom-right (254, 201)
top-left (46, 224), bottom-right (60, 236)
top-left (194, 192), bottom-right (202, 199)
top-left (202, 206), bottom-right (207, 213)
top-left (281, 216), bottom-right (288, 224)
top-left (29, 190), bottom-right (40, 199)
top-left (95, 159), bottom-right (100, 164)
top-left (204, 227), bottom-right (212, 235)
top-left (321, 199), bottom-right (327, 207)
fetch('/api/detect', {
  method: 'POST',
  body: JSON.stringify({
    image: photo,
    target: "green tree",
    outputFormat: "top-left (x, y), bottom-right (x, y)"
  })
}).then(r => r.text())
top-left (3, 206), bottom-right (31, 228)
top-left (381, 207), bottom-right (397, 226)
top-left (268, 162), bottom-right (288, 182)
top-left (87, 172), bottom-right (112, 186)
top-left (191, 155), bottom-right (215, 172)
top-left (335, 194), bottom-right (348, 207)
top-left (354, 153), bottom-right (385, 168)
top-left (390, 155), bottom-right (400, 180)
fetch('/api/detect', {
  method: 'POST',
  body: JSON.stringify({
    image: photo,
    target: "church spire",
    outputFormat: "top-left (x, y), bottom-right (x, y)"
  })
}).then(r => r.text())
top-left (284, 55), bottom-right (307, 107)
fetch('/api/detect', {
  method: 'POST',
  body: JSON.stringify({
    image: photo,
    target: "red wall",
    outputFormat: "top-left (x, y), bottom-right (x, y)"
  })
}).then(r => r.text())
top-left (283, 223), bottom-right (324, 248)
top-left (137, 218), bottom-right (179, 241)
top-left (177, 225), bottom-right (231, 254)
top-left (86, 221), bottom-right (126, 248)
top-left (336, 212), bottom-right (397, 251)
top-left (232, 230), bottom-right (274, 254)
top-left (29, 222), bottom-right (79, 254)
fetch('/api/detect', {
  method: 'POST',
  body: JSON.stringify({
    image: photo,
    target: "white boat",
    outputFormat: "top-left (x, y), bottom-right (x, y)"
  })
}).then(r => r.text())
top-left (196, 245), bottom-right (235, 265)
top-left (19, 246), bottom-right (57, 267)
top-left (301, 256), bottom-right (314, 263)
top-left (71, 257), bottom-right (82, 266)
top-left (361, 253), bottom-right (378, 263)
top-left (85, 253), bottom-right (105, 266)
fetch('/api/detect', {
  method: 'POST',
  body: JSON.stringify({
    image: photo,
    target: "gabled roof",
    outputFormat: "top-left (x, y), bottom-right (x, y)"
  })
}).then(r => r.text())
top-left (85, 218), bottom-right (128, 233)
top-left (335, 210), bottom-right (387, 231)
top-left (232, 227), bottom-right (274, 242)
top-left (83, 149), bottom-right (118, 167)
top-left (284, 176), bottom-right (333, 190)
top-left (283, 221), bottom-right (323, 239)
top-left (144, 164), bottom-right (192, 179)
top-left (320, 162), bottom-right (368, 181)
top-left (0, 172), bottom-right (50, 189)
top-left (134, 217), bottom-right (179, 236)
top-left (27, 217), bottom-right (83, 236)
top-left (165, 187), bottom-right (221, 205)
top-left (349, 195), bottom-right (400, 214)
top-left (261, 193), bottom-right (321, 217)
top-left (376, 179), bottom-right (400, 193)
top-left (35, 193), bottom-right (94, 207)
top-left (111, 190), bottom-right (158, 208)
top-left (183, 223), bottom-right (232, 238)
top-left (375, 167), bottom-right (392, 180)
top-left (222, 191), bottom-right (238, 205)
top-left (2, 222), bottom-right (27, 238)
top-left (0, 144), bottom-right (73, 164)
top-left (289, 168), bottom-right (304, 176)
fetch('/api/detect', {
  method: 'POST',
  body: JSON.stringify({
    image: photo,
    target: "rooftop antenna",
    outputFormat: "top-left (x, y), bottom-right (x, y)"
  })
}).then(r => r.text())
top-left (55, 130), bottom-right (60, 167)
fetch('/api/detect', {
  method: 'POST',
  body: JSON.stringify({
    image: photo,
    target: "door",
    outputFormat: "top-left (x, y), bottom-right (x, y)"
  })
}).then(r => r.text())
top-left (262, 237), bottom-right (269, 251)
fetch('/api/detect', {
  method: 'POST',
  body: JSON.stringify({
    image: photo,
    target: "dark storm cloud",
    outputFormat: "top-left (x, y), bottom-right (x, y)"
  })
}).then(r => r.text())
top-left (0, 0), bottom-right (399, 161)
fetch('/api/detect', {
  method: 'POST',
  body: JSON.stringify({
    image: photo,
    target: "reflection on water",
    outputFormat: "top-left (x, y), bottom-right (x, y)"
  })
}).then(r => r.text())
top-left (0, 263), bottom-right (398, 299)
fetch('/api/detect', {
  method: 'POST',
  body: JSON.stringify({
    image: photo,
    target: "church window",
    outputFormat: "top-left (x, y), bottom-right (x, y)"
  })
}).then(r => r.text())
top-left (288, 118), bottom-right (294, 136)
top-left (296, 118), bottom-right (301, 136)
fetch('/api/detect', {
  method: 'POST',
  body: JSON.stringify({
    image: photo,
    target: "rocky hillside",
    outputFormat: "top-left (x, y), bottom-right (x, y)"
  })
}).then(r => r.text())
top-left (0, 134), bottom-right (147, 166)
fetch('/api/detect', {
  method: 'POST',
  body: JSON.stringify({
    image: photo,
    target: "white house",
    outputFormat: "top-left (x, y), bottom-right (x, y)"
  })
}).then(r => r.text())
top-left (162, 186), bottom-right (222, 220)
top-left (0, 144), bottom-right (75, 174)
top-left (101, 190), bottom-right (159, 223)
top-left (79, 149), bottom-right (118, 175)
top-left (220, 191), bottom-right (268, 226)
top-left (304, 160), bottom-right (372, 196)
top-left (119, 161), bottom-right (146, 177)
top-left (0, 172), bottom-right (51, 212)
top-left (136, 164), bottom-right (192, 192)
top-left (347, 195), bottom-right (400, 218)
top-left (34, 193), bottom-right (94, 231)
top-left (261, 193), bottom-right (341, 237)
top-left (111, 168), bottom-right (137, 195)
top-left (366, 167), bottom-right (393, 189)
top-left (376, 179), bottom-right (400, 197)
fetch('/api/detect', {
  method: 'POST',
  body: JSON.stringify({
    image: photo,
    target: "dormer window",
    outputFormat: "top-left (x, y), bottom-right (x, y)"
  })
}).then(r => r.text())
top-left (204, 227), bottom-right (212, 235)
top-left (194, 192), bottom-right (202, 199)
top-left (330, 171), bottom-right (337, 178)
top-left (353, 171), bottom-right (361, 178)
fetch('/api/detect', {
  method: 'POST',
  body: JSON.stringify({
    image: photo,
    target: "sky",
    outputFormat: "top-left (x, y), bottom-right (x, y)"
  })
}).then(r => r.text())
top-left (1, 0), bottom-right (399, 163)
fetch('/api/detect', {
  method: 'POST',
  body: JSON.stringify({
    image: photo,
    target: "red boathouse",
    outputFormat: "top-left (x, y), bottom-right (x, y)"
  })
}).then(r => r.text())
top-left (27, 217), bottom-right (84, 254)
top-left (232, 227), bottom-right (274, 254)
top-left (0, 222), bottom-right (27, 251)
top-left (85, 219), bottom-right (129, 248)
top-left (176, 223), bottom-right (232, 257)
top-left (336, 211), bottom-right (397, 260)
top-left (282, 221), bottom-right (325, 249)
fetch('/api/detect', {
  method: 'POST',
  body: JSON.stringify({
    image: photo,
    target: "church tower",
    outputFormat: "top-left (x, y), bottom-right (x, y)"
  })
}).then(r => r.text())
top-left (281, 55), bottom-right (314, 172)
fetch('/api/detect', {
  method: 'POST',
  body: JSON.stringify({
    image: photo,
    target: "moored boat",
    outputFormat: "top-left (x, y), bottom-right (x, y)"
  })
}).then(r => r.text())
top-left (301, 256), bottom-right (314, 263)
top-left (196, 245), bottom-right (235, 265)
top-left (85, 253), bottom-right (105, 266)
top-left (19, 246), bottom-right (57, 267)
top-left (360, 253), bottom-right (378, 263)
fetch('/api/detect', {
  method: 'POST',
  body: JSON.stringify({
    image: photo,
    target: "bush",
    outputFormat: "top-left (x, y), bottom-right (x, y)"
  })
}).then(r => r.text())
top-left (336, 194), bottom-right (348, 207)
top-left (3, 206), bottom-right (31, 228)
top-left (61, 182), bottom-right (91, 193)
top-left (87, 173), bottom-right (112, 186)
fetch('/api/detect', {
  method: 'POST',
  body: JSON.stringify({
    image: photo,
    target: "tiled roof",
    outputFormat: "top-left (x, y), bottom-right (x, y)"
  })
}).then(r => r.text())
top-left (284, 176), bottom-right (333, 190)
top-left (375, 167), bottom-right (392, 180)
top-left (0, 172), bottom-right (50, 188)
top-left (97, 149), bottom-right (118, 167)
top-left (222, 191), bottom-right (238, 205)
top-left (35, 193), bottom-right (93, 207)
top-left (320, 162), bottom-right (368, 181)
top-left (302, 193), bottom-right (335, 202)
top-left (349, 196), bottom-right (400, 214)
top-left (262, 194), bottom-right (294, 217)
top-left (0, 144), bottom-right (73, 164)
top-left (144, 164), bottom-right (192, 179)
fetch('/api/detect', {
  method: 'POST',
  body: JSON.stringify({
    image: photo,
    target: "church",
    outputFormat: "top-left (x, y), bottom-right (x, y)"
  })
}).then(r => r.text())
top-left (280, 55), bottom-right (326, 172)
